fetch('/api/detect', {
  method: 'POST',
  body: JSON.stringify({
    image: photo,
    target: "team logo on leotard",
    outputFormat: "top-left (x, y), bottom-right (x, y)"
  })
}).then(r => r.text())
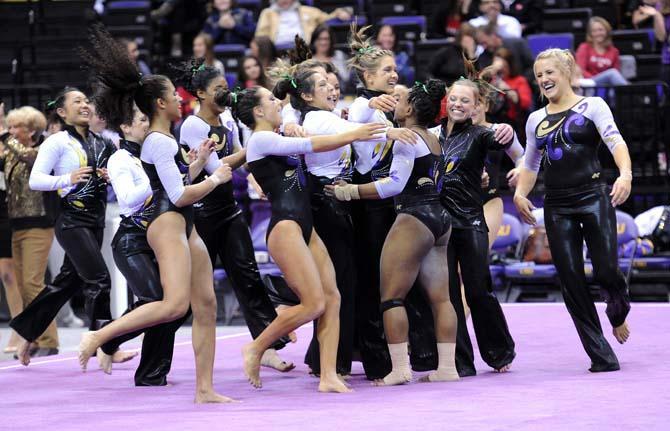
top-left (536, 102), bottom-right (591, 163)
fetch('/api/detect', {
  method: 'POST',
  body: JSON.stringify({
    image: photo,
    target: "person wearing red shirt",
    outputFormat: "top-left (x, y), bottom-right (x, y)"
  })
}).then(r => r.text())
top-left (576, 17), bottom-right (629, 86)
top-left (490, 47), bottom-right (532, 135)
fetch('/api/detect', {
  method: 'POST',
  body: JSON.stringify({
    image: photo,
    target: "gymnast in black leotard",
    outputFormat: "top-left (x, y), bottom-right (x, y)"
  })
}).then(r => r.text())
top-left (331, 80), bottom-right (459, 385)
top-left (219, 82), bottom-right (384, 392)
top-left (514, 49), bottom-right (632, 372)
top-left (77, 26), bottom-right (235, 404)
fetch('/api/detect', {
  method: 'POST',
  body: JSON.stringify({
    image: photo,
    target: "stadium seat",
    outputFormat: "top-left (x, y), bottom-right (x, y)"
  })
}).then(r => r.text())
top-left (572, 0), bottom-right (618, 27)
top-left (634, 54), bottom-right (662, 81)
top-left (542, 8), bottom-right (591, 35)
top-left (236, 0), bottom-right (262, 20)
top-left (312, 0), bottom-right (365, 14)
top-left (379, 16), bottom-right (426, 42)
top-left (103, 1), bottom-right (151, 27)
top-left (213, 44), bottom-right (247, 75)
top-left (249, 200), bottom-right (282, 277)
top-left (327, 15), bottom-right (368, 45)
top-left (527, 33), bottom-right (574, 58)
top-left (414, 38), bottom-right (451, 81)
top-left (489, 213), bottom-right (524, 293)
top-left (612, 29), bottom-right (654, 56)
top-left (367, 0), bottom-right (414, 19)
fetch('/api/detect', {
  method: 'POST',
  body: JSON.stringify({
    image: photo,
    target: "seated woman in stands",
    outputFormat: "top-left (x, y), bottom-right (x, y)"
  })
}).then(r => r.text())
top-left (575, 17), bottom-right (629, 87)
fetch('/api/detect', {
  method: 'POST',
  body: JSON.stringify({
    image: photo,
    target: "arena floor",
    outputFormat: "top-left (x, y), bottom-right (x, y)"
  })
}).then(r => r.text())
top-left (1, 303), bottom-right (668, 430)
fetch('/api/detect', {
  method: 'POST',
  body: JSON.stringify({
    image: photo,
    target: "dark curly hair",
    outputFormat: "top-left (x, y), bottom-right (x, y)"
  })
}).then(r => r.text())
top-left (409, 79), bottom-right (446, 127)
top-left (215, 86), bottom-right (263, 130)
top-left (172, 56), bottom-right (223, 100)
top-left (44, 86), bottom-right (83, 127)
top-left (79, 24), bottom-right (170, 131)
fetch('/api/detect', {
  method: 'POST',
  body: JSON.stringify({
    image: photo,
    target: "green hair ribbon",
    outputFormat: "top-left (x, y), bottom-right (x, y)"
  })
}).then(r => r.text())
top-left (414, 81), bottom-right (428, 94)
top-left (281, 73), bottom-right (298, 89)
top-left (357, 46), bottom-right (375, 56)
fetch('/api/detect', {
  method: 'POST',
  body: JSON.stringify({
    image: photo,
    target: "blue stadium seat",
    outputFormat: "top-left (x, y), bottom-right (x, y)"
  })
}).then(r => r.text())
top-left (527, 33), bottom-right (574, 58)
top-left (541, 8), bottom-right (591, 34)
top-left (327, 15), bottom-right (368, 45)
top-left (490, 213), bottom-right (524, 292)
top-left (249, 200), bottom-right (282, 276)
top-left (379, 16), bottom-right (426, 42)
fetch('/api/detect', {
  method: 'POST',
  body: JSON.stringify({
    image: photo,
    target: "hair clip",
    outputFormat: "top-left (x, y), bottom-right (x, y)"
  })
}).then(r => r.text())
top-left (46, 100), bottom-right (56, 108)
top-left (357, 46), bottom-right (374, 56)
top-left (414, 81), bottom-right (428, 94)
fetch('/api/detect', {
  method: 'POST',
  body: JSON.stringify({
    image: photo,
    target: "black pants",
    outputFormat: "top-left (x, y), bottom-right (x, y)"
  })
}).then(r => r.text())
top-left (196, 213), bottom-right (287, 350)
top-left (544, 186), bottom-right (630, 371)
top-left (10, 219), bottom-right (111, 340)
top-left (447, 227), bottom-right (516, 376)
top-left (100, 231), bottom-right (188, 386)
top-left (352, 200), bottom-right (437, 380)
top-left (304, 192), bottom-right (356, 375)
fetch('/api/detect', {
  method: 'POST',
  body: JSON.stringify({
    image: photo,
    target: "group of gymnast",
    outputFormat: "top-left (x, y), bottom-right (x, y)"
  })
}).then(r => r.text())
top-left (7, 23), bottom-right (633, 403)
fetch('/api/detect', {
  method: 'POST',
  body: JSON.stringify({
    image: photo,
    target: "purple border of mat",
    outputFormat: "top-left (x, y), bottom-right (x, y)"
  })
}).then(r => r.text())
top-left (1, 304), bottom-right (668, 431)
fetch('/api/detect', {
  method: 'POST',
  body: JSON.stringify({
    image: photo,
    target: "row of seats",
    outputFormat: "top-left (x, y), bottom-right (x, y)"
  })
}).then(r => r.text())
top-left (493, 210), bottom-right (670, 302)
top-left (211, 199), bottom-right (670, 303)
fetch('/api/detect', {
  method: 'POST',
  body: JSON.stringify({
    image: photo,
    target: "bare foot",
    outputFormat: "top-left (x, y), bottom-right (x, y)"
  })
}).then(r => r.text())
top-left (374, 367), bottom-right (412, 386)
top-left (318, 375), bottom-right (353, 393)
top-left (613, 321), bottom-right (630, 344)
top-left (419, 368), bottom-right (460, 383)
top-left (260, 349), bottom-right (295, 372)
top-left (242, 343), bottom-right (262, 388)
top-left (495, 364), bottom-right (511, 373)
top-left (195, 389), bottom-right (238, 404)
top-left (97, 348), bottom-right (113, 374)
top-left (112, 350), bottom-right (138, 363)
top-left (78, 331), bottom-right (100, 372)
top-left (16, 339), bottom-right (32, 366)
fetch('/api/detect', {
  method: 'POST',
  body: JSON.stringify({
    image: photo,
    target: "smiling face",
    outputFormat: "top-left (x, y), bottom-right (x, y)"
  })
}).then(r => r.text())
top-left (243, 57), bottom-right (261, 81)
top-left (253, 87), bottom-right (283, 128)
top-left (589, 21), bottom-right (608, 45)
top-left (57, 91), bottom-right (90, 127)
top-left (158, 80), bottom-right (183, 121)
top-left (8, 119), bottom-right (32, 144)
top-left (534, 58), bottom-right (570, 102)
top-left (301, 72), bottom-right (332, 111)
top-left (377, 25), bottom-right (395, 51)
top-left (326, 72), bottom-right (341, 102)
top-left (447, 83), bottom-right (477, 123)
top-left (364, 55), bottom-right (398, 94)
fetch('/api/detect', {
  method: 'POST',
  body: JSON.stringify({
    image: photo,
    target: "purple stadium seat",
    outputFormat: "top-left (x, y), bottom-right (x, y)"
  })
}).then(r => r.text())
top-left (527, 33), bottom-right (574, 58)
top-left (213, 44), bottom-right (247, 74)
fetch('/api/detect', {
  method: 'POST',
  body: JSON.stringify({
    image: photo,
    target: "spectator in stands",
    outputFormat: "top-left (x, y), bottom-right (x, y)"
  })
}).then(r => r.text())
top-left (430, 0), bottom-right (478, 38)
top-left (255, 0), bottom-right (352, 46)
top-left (475, 23), bottom-right (534, 83)
top-left (469, 0), bottom-right (522, 39)
top-left (3, 107), bottom-right (58, 358)
top-left (429, 23), bottom-right (479, 85)
top-left (489, 47), bottom-right (532, 132)
top-left (250, 36), bottom-right (278, 69)
top-left (376, 25), bottom-right (413, 85)
top-left (499, 0), bottom-right (541, 36)
top-left (193, 32), bottom-right (226, 75)
top-left (633, 0), bottom-right (670, 85)
top-left (237, 55), bottom-right (270, 89)
top-left (309, 24), bottom-right (350, 85)
top-left (202, 0), bottom-right (256, 45)
top-left (631, 0), bottom-right (667, 29)
top-left (575, 17), bottom-right (629, 86)
top-left (120, 38), bottom-right (151, 76)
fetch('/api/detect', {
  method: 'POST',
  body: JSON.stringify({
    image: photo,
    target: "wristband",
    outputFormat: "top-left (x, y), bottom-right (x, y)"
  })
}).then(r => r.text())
top-left (334, 184), bottom-right (360, 201)
top-left (208, 175), bottom-right (223, 187)
top-left (618, 170), bottom-right (633, 181)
